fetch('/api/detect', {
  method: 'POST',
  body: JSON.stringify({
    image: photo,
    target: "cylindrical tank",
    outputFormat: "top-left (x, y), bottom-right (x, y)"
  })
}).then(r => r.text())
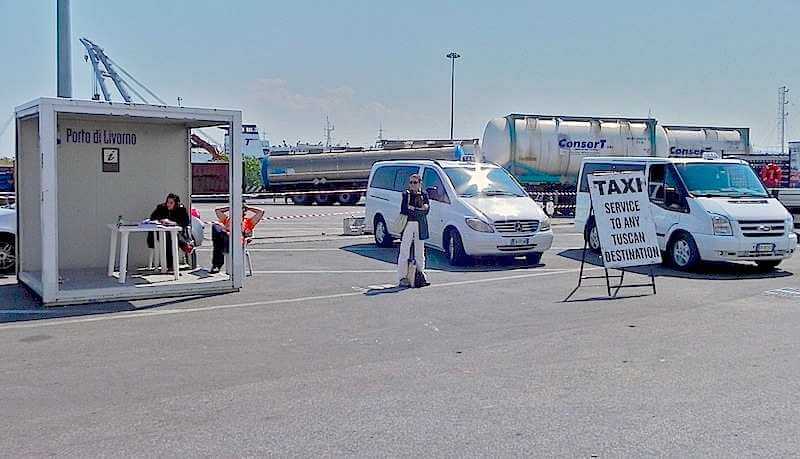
top-left (264, 142), bottom-right (479, 188)
top-left (660, 125), bottom-right (750, 157)
top-left (482, 115), bottom-right (665, 183)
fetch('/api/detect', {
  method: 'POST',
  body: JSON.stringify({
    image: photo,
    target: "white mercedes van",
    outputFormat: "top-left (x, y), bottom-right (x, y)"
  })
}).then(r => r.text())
top-left (575, 155), bottom-right (797, 270)
top-left (365, 160), bottom-right (553, 265)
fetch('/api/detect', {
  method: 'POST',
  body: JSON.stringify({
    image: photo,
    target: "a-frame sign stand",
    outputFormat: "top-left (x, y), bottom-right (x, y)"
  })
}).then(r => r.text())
top-left (564, 207), bottom-right (657, 302)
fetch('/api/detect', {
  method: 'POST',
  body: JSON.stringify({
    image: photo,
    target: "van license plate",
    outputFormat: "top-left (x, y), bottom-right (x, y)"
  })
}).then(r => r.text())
top-left (510, 238), bottom-right (529, 246)
top-left (756, 243), bottom-right (775, 252)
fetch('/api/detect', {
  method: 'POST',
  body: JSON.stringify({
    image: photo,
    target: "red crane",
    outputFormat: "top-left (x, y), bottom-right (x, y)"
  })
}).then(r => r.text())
top-left (190, 133), bottom-right (227, 162)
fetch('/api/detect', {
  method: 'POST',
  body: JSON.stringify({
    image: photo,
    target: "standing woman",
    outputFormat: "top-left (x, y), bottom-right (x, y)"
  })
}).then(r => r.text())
top-left (397, 174), bottom-right (430, 287)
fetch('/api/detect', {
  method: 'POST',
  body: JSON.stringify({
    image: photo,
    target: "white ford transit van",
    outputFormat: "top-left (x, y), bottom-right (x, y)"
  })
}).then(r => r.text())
top-left (365, 160), bottom-right (553, 265)
top-left (575, 156), bottom-right (797, 270)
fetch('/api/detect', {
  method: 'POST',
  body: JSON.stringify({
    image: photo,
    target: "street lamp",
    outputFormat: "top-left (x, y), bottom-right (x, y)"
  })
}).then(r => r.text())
top-left (446, 51), bottom-right (461, 140)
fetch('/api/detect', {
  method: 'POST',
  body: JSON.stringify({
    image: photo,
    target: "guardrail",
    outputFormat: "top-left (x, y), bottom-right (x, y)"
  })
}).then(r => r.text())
top-left (192, 187), bottom-right (581, 216)
top-left (529, 191), bottom-right (577, 217)
top-left (192, 189), bottom-right (368, 202)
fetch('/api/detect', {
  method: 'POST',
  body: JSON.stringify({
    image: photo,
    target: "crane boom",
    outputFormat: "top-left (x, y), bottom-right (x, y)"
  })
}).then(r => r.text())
top-left (190, 133), bottom-right (227, 162)
top-left (79, 37), bottom-right (163, 104)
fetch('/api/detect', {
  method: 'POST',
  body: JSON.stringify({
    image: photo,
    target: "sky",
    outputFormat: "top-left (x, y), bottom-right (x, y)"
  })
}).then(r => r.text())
top-left (2, 0), bottom-right (800, 155)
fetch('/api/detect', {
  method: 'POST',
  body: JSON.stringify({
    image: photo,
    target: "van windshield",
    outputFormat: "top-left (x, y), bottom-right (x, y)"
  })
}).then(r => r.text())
top-left (675, 163), bottom-right (769, 198)
top-left (444, 166), bottom-right (528, 197)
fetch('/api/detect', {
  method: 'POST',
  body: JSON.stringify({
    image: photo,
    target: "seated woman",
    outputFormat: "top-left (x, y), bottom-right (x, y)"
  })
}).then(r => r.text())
top-left (210, 204), bottom-right (265, 273)
top-left (147, 193), bottom-right (193, 271)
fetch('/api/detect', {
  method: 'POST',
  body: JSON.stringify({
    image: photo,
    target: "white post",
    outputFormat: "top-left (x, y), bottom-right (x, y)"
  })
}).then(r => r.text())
top-left (229, 113), bottom-right (244, 287)
top-left (39, 102), bottom-right (59, 302)
top-left (56, 0), bottom-right (72, 98)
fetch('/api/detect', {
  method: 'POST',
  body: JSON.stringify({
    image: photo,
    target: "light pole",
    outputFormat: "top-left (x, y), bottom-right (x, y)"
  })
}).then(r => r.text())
top-left (57, 0), bottom-right (72, 97)
top-left (446, 52), bottom-right (461, 140)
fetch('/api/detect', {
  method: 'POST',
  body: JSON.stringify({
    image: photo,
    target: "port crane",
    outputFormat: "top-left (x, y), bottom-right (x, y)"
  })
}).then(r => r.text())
top-left (79, 37), bottom-right (166, 105)
top-left (80, 37), bottom-right (226, 160)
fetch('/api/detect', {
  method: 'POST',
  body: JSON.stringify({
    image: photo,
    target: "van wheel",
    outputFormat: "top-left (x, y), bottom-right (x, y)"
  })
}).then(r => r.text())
top-left (0, 234), bottom-right (15, 273)
top-left (445, 229), bottom-right (468, 266)
top-left (374, 216), bottom-right (393, 247)
top-left (756, 260), bottom-right (781, 271)
top-left (525, 252), bottom-right (543, 265)
top-left (668, 233), bottom-right (700, 271)
top-left (585, 220), bottom-right (601, 253)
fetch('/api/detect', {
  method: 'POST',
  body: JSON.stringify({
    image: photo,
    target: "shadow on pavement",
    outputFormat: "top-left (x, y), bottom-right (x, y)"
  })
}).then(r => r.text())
top-left (562, 293), bottom-right (653, 303)
top-left (364, 285), bottom-right (407, 296)
top-left (342, 243), bottom-right (545, 273)
top-left (0, 283), bottom-right (227, 324)
top-left (558, 249), bottom-right (793, 280)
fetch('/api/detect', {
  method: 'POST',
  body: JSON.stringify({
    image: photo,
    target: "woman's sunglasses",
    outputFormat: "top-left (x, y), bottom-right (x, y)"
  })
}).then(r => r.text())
top-left (409, 180), bottom-right (419, 184)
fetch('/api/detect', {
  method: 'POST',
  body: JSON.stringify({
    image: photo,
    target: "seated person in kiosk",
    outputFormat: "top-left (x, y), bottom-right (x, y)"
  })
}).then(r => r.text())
top-left (210, 204), bottom-right (265, 273)
top-left (146, 193), bottom-right (194, 271)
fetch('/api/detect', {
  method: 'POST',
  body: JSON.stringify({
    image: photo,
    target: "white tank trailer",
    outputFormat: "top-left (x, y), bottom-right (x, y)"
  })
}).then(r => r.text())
top-left (482, 114), bottom-right (750, 184)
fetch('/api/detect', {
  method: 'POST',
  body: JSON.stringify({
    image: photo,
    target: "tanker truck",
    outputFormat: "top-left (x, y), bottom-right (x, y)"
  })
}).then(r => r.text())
top-left (481, 114), bottom-right (751, 215)
top-left (261, 139), bottom-right (479, 205)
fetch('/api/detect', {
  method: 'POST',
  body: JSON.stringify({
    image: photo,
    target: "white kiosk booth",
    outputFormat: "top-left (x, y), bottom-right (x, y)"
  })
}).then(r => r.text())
top-left (15, 98), bottom-right (244, 306)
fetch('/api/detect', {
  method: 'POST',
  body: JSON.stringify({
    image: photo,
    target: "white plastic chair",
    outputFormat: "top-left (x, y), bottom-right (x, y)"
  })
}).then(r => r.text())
top-left (225, 238), bottom-right (253, 277)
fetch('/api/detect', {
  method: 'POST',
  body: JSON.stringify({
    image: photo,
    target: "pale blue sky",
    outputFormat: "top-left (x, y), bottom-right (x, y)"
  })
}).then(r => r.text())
top-left (1, 0), bottom-right (799, 155)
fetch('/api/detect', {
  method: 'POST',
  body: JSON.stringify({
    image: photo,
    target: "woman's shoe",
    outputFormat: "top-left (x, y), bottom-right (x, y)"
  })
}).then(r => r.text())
top-left (398, 278), bottom-right (411, 288)
top-left (209, 266), bottom-right (220, 274)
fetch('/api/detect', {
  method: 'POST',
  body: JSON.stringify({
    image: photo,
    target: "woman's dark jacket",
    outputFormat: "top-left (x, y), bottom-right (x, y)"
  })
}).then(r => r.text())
top-left (147, 204), bottom-right (192, 249)
top-left (400, 190), bottom-right (430, 240)
top-left (150, 204), bottom-right (191, 227)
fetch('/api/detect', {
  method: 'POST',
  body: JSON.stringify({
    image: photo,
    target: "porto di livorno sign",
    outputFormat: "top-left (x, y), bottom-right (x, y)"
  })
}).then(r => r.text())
top-left (588, 171), bottom-right (661, 269)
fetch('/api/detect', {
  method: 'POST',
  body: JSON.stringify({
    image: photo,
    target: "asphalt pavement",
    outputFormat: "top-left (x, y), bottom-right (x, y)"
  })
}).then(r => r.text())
top-left (1, 202), bottom-right (800, 456)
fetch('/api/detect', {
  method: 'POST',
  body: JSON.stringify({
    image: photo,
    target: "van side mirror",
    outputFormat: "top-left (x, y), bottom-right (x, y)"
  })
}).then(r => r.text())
top-left (665, 187), bottom-right (682, 207)
top-left (426, 186), bottom-right (438, 200)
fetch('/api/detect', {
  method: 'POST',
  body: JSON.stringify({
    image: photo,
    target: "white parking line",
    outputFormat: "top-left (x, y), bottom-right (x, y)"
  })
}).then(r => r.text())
top-left (248, 268), bottom-right (572, 274)
top-left (252, 270), bottom-right (396, 274)
top-left (197, 248), bottom-right (371, 252)
top-left (0, 267), bottom-right (598, 330)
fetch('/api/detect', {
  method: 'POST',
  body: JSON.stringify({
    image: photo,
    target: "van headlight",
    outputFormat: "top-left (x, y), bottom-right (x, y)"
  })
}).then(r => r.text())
top-left (465, 218), bottom-right (494, 233)
top-left (539, 217), bottom-right (551, 231)
top-left (711, 214), bottom-right (733, 236)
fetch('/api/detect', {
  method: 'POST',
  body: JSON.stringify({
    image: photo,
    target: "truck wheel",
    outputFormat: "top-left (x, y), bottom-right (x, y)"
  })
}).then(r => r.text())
top-left (585, 220), bottom-right (601, 253)
top-left (374, 216), bottom-right (393, 247)
top-left (525, 252), bottom-right (543, 265)
top-left (314, 194), bottom-right (334, 206)
top-left (0, 234), bottom-right (15, 274)
top-left (337, 192), bottom-right (360, 205)
top-left (290, 194), bottom-right (312, 205)
top-left (756, 260), bottom-right (781, 271)
top-left (668, 233), bottom-right (700, 271)
top-left (445, 229), bottom-right (468, 266)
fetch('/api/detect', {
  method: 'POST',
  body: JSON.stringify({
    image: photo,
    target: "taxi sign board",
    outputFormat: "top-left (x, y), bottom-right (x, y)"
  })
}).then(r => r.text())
top-left (588, 171), bottom-right (661, 269)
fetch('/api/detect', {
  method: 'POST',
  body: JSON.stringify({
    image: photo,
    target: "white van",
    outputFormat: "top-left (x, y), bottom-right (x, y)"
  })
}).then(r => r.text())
top-left (365, 160), bottom-right (553, 265)
top-left (575, 156), bottom-right (797, 270)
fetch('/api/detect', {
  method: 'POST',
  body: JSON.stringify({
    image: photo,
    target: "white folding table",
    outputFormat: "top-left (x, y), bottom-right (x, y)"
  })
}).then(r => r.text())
top-left (107, 224), bottom-right (182, 284)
